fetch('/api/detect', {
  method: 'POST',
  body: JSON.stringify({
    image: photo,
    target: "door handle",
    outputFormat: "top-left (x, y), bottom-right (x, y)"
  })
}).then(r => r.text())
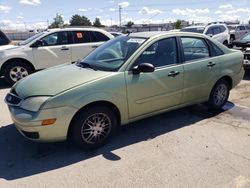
top-left (207, 62), bottom-right (216, 67)
top-left (91, 45), bottom-right (98, 48)
top-left (168, 71), bottom-right (180, 77)
top-left (61, 46), bottom-right (69, 51)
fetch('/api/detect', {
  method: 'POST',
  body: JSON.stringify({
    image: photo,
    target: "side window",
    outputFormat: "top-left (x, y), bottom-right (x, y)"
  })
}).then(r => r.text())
top-left (72, 31), bottom-right (91, 43)
top-left (181, 37), bottom-right (209, 61)
top-left (220, 26), bottom-right (226, 32)
top-left (239, 26), bottom-right (245, 30)
top-left (134, 37), bottom-right (177, 68)
top-left (40, 32), bottom-right (69, 46)
top-left (91, 31), bottom-right (110, 42)
top-left (207, 40), bottom-right (224, 56)
top-left (213, 27), bottom-right (221, 35)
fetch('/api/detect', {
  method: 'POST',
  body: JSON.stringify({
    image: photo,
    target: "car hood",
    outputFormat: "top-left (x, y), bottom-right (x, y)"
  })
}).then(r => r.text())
top-left (0, 44), bottom-right (20, 51)
top-left (14, 64), bottom-right (112, 98)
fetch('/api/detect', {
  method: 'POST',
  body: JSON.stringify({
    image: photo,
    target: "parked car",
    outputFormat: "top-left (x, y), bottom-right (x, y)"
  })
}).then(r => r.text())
top-left (243, 48), bottom-right (250, 69)
top-left (5, 31), bottom-right (244, 149)
top-left (181, 23), bottom-right (230, 46)
top-left (228, 24), bottom-right (250, 42)
top-left (0, 30), bottom-right (11, 46)
top-left (230, 32), bottom-right (250, 48)
top-left (0, 27), bottom-right (113, 84)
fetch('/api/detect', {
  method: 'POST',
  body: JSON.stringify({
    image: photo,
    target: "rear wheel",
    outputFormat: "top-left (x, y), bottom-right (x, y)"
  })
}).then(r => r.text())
top-left (4, 60), bottom-right (33, 85)
top-left (223, 40), bottom-right (228, 47)
top-left (207, 80), bottom-right (230, 110)
top-left (71, 106), bottom-right (118, 150)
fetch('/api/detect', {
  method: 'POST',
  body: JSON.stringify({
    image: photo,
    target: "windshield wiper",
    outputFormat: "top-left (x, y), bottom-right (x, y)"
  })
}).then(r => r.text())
top-left (76, 61), bottom-right (97, 71)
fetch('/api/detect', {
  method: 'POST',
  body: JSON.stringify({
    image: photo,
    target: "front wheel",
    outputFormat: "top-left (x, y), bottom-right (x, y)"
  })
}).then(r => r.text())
top-left (207, 80), bottom-right (230, 110)
top-left (71, 106), bottom-right (118, 150)
top-left (4, 60), bottom-right (33, 85)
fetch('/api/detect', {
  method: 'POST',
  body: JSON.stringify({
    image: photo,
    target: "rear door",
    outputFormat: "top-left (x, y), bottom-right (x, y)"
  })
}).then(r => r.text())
top-left (180, 36), bottom-right (220, 103)
top-left (71, 30), bottom-right (110, 62)
top-left (32, 31), bottom-right (72, 69)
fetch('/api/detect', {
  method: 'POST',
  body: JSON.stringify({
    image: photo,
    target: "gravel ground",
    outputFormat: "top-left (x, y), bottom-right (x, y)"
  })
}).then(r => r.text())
top-left (0, 71), bottom-right (250, 188)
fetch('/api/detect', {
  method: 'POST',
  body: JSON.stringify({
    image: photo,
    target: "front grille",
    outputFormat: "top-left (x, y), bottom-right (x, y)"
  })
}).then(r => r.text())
top-left (244, 53), bottom-right (250, 60)
top-left (5, 91), bottom-right (22, 106)
top-left (21, 130), bottom-right (39, 139)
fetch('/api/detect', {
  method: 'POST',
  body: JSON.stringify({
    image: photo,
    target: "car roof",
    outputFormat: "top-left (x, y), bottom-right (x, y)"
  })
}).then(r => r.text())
top-left (129, 31), bottom-right (207, 39)
top-left (46, 27), bottom-right (108, 32)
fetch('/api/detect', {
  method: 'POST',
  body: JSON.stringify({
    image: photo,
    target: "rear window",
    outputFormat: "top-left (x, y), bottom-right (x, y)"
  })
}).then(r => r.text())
top-left (91, 31), bottom-right (110, 42)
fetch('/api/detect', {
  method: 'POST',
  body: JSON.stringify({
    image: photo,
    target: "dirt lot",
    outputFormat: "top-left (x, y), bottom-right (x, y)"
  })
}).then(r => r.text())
top-left (0, 72), bottom-right (250, 188)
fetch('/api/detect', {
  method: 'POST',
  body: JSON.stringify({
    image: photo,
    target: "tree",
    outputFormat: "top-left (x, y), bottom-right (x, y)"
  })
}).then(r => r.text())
top-left (93, 18), bottom-right (102, 27)
top-left (174, 20), bottom-right (182, 29)
top-left (126, 21), bottom-right (134, 28)
top-left (70, 14), bottom-right (91, 26)
top-left (49, 13), bottom-right (64, 29)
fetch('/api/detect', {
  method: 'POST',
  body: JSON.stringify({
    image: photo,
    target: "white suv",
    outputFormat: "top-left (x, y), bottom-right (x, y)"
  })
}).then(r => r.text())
top-left (0, 28), bottom-right (114, 84)
top-left (181, 23), bottom-right (230, 46)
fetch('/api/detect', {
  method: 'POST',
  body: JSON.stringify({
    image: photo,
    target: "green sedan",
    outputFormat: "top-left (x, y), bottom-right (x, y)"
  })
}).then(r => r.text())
top-left (5, 31), bottom-right (244, 149)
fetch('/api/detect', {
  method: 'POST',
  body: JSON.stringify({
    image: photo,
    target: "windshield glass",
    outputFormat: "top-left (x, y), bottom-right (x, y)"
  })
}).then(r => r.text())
top-left (240, 33), bottom-right (250, 42)
top-left (19, 32), bottom-right (44, 46)
top-left (80, 36), bottom-right (146, 71)
top-left (180, 27), bottom-right (205, 34)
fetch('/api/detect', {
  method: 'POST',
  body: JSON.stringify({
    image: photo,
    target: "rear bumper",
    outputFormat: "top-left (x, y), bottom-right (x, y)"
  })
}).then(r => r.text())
top-left (232, 67), bottom-right (245, 88)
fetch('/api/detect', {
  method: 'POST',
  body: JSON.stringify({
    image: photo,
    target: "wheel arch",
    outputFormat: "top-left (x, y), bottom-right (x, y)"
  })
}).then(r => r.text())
top-left (215, 75), bottom-right (233, 90)
top-left (0, 58), bottom-right (35, 76)
top-left (67, 100), bottom-right (121, 139)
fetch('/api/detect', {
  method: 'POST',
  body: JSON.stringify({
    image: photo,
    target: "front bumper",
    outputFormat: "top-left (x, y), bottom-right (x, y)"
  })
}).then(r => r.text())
top-left (9, 106), bottom-right (78, 142)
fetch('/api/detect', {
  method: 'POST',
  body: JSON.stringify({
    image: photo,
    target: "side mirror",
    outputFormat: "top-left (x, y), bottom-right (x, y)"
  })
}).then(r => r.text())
top-left (31, 40), bottom-right (43, 48)
top-left (132, 63), bottom-right (155, 74)
top-left (207, 34), bottom-right (213, 38)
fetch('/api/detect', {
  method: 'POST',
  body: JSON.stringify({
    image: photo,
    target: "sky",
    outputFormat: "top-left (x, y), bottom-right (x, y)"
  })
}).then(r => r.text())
top-left (0, 0), bottom-right (250, 30)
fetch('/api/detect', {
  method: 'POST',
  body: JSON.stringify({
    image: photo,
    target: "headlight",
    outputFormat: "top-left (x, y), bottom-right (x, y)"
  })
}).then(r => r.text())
top-left (20, 96), bottom-right (50, 112)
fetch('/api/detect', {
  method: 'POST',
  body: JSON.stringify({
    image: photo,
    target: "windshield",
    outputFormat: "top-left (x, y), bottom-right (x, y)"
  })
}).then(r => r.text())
top-left (240, 33), bottom-right (250, 42)
top-left (19, 32), bottom-right (44, 46)
top-left (180, 27), bottom-right (205, 34)
top-left (79, 36), bottom-right (146, 71)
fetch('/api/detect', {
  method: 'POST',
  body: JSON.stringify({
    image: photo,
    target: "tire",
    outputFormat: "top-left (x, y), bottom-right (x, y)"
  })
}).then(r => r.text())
top-left (223, 40), bottom-right (228, 47)
top-left (4, 60), bottom-right (33, 85)
top-left (71, 106), bottom-right (118, 150)
top-left (207, 80), bottom-right (230, 110)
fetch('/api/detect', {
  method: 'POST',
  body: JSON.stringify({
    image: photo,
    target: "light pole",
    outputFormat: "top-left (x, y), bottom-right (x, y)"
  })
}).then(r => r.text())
top-left (119, 5), bottom-right (122, 27)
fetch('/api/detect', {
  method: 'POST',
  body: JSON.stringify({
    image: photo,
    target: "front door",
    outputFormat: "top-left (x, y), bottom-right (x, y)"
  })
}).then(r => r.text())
top-left (32, 31), bottom-right (72, 69)
top-left (125, 37), bottom-right (184, 119)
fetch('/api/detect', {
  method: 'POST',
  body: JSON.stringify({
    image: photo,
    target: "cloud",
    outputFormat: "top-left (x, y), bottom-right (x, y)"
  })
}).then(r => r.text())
top-left (138, 7), bottom-right (163, 15)
top-left (19, 0), bottom-right (41, 6)
top-left (17, 16), bottom-right (24, 19)
top-left (109, 8), bottom-right (116, 11)
top-left (0, 5), bottom-right (12, 13)
top-left (0, 19), bottom-right (47, 31)
top-left (119, 2), bottom-right (130, 8)
top-left (215, 10), bottom-right (222, 14)
top-left (172, 8), bottom-right (209, 17)
top-left (78, 8), bottom-right (91, 12)
top-left (219, 4), bottom-right (233, 9)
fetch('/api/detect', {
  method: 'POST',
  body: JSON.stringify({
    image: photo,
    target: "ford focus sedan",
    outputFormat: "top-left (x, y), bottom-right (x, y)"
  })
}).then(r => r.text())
top-left (5, 32), bottom-right (244, 149)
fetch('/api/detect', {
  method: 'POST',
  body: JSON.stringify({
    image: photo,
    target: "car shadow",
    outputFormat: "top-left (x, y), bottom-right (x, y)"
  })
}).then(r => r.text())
top-left (243, 69), bottom-right (250, 80)
top-left (0, 102), bottom-right (234, 180)
top-left (0, 77), bottom-right (11, 89)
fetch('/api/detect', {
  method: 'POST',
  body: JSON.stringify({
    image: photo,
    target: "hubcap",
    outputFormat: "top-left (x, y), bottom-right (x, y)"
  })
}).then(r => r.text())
top-left (9, 66), bottom-right (29, 82)
top-left (213, 84), bottom-right (227, 106)
top-left (81, 113), bottom-right (112, 144)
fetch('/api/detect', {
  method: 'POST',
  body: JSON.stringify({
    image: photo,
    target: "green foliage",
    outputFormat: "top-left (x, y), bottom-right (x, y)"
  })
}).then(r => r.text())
top-left (175, 20), bottom-right (182, 29)
top-left (70, 14), bottom-right (92, 26)
top-left (126, 21), bottom-right (134, 28)
top-left (93, 18), bottom-right (103, 27)
top-left (49, 13), bottom-right (64, 29)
